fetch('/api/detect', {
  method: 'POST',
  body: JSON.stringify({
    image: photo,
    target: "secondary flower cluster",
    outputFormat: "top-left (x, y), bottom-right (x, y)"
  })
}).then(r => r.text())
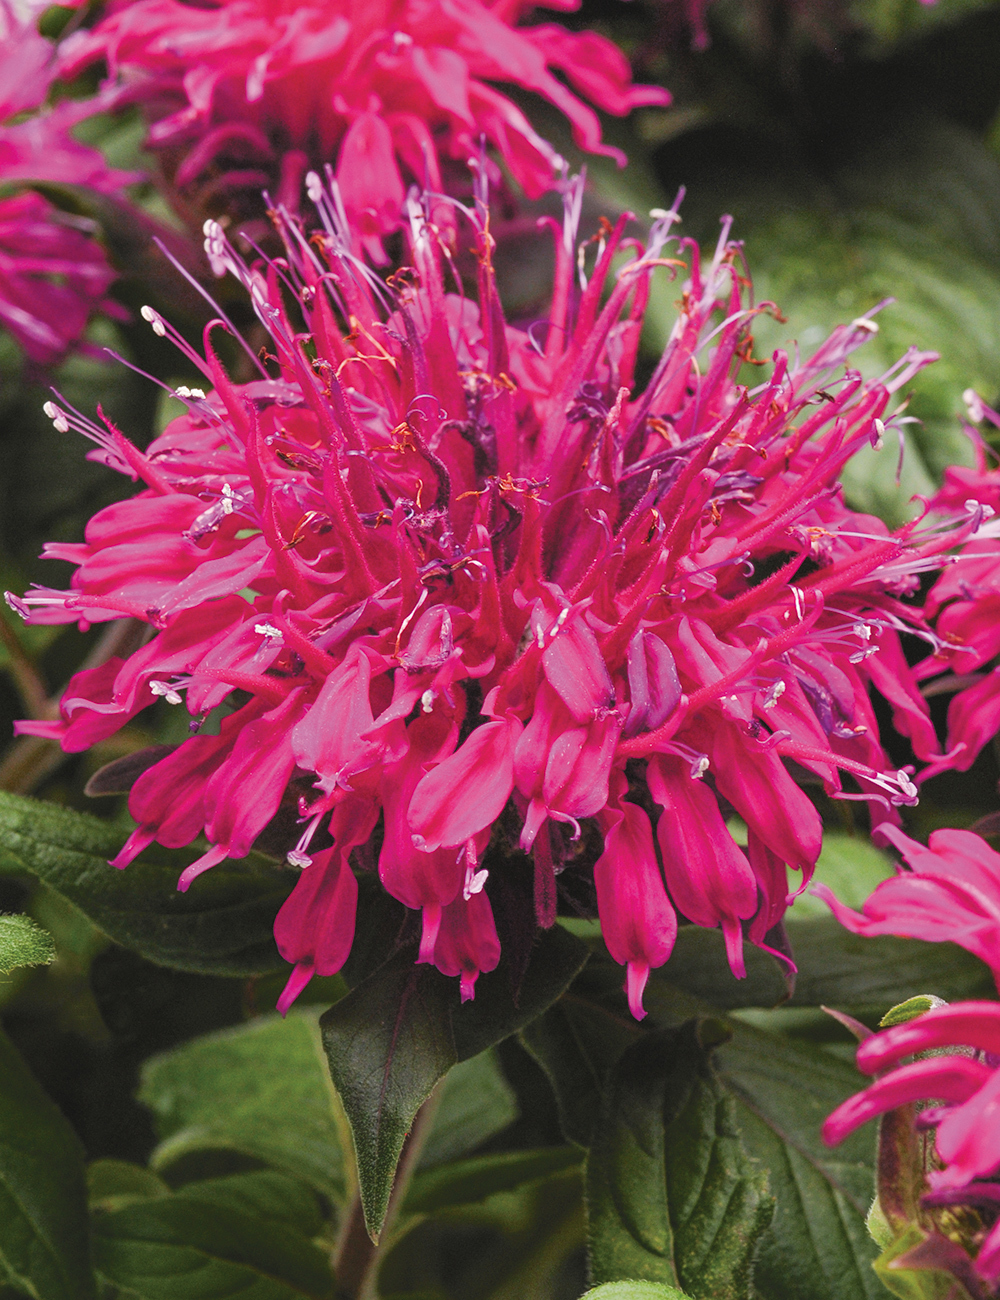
top-left (59, 0), bottom-right (669, 257)
top-left (910, 397), bottom-right (1000, 788)
top-left (0, 0), bottom-right (134, 363)
top-left (823, 827), bottom-right (1000, 1287)
top-left (8, 177), bottom-right (973, 1015)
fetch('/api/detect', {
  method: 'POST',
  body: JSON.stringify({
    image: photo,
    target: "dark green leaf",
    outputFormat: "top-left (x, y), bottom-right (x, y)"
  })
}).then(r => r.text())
top-left (651, 929), bottom-right (790, 1012)
top-left (714, 1020), bottom-right (885, 1300)
top-left (581, 1286), bottom-right (693, 1300)
top-left (406, 1148), bottom-right (583, 1216)
top-left (87, 1162), bottom-right (170, 1213)
top-left (0, 792), bottom-right (292, 976)
top-left (175, 1172), bottom-right (325, 1241)
top-left (520, 993), bottom-right (643, 1147)
top-left (139, 1010), bottom-right (348, 1201)
top-left (549, 957), bottom-right (887, 1300)
top-left (0, 1028), bottom-right (95, 1300)
top-left (850, 0), bottom-right (997, 50)
top-left (418, 1051), bottom-right (518, 1170)
top-left (785, 921), bottom-right (994, 1010)
top-left (320, 925), bottom-right (588, 1242)
top-left (91, 1193), bottom-right (333, 1300)
top-left (0, 915), bottom-right (55, 975)
top-left (586, 1023), bottom-right (773, 1300)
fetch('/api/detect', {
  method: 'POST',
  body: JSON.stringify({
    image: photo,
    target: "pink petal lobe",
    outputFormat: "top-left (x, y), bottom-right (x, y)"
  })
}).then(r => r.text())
top-left (408, 716), bottom-right (521, 852)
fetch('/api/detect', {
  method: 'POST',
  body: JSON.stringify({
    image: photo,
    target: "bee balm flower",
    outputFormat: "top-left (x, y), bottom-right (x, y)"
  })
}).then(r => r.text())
top-left (9, 178), bottom-right (962, 1013)
top-left (58, 0), bottom-right (669, 257)
top-left (0, 0), bottom-right (136, 362)
top-left (824, 1001), bottom-right (1000, 1286)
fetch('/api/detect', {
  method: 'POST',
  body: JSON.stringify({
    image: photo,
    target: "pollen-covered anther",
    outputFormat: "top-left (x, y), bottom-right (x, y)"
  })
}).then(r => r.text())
top-left (761, 680), bottom-right (786, 709)
top-left (149, 679), bottom-right (184, 705)
top-left (42, 402), bottom-right (70, 433)
top-left (140, 305), bottom-right (166, 336)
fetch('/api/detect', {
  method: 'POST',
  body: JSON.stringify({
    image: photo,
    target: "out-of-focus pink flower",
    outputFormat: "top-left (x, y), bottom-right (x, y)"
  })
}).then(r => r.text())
top-left (9, 176), bottom-right (965, 1012)
top-left (916, 398), bottom-right (1000, 782)
top-left (0, 0), bottom-right (136, 362)
top-left (59, 0), bottom-right (669, 257)
top-left (815, 824), bottom-right (1000, 982)
top-left (824, 1001), bottom-right (1000, 1287)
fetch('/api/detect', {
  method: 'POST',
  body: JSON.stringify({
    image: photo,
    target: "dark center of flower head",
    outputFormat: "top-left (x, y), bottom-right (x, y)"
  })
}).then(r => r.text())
top-left (9, 173), bottom-right (973, 1018)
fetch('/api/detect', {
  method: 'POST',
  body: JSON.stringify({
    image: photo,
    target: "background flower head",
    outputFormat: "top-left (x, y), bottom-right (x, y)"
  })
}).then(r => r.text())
top-left (0, 0), bottom-right (137, 363)
top-left (58, 0), bottom-right (669, 257)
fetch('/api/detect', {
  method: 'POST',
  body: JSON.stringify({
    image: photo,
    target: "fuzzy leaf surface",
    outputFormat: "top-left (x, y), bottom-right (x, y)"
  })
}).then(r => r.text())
top-left (0, 914), bottom-right (55, 975)
top-left (581, 1286), bottom-right (694, 1300)
top-left (140, 1010), bottom-right (347, 1200)
top-left (91, 1191), bottom-right (333, 1300)
top-left (586, 1023), bottom-right (773, 1300)
top-left (714, 1020), bottom-right (885, 1300)
top-left (0, 792), bottom-right (292, 976)
top-left (320, 925), bottom-right (588, 1241)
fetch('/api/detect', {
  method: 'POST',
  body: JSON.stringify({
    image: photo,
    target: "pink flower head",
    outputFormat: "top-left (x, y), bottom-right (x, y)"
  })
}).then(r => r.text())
top-left (58, 0), bottom-right (669, 257)
top-left (915, 410), bottom-right (1000, 781)
top-left (815, 824), bottom-right (1000, 987)
top-left (9, 176), bottom-right (967, 1013)
top-left (0, 0), bottom-right (136, 362)
top-left (824, 1001), bottom-right (1000, 1287)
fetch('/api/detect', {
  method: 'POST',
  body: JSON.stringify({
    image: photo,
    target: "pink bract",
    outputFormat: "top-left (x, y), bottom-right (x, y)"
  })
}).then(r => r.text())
top-left (58, 0), bottom-right (669, 258)
top-left (9, 177), bottom-right (969, 1013)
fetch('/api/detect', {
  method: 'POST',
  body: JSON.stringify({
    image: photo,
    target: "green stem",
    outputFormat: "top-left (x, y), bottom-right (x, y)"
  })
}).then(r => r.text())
top-left (0, 615), bottom-right (48, 720)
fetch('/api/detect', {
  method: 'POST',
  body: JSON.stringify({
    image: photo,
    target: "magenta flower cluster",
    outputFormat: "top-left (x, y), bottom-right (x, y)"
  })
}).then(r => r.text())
top-left (59, 0), bottom-right (669, 256)
top-left (0, 0), bottom-right (134, 363)
top-left (823, 827), bottom-right (1000, 1286)
top-left (9, 170), bottom-right (978, 1017)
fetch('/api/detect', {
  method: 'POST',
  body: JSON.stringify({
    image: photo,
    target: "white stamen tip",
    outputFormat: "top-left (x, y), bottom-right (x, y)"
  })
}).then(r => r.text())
top-left (140, 305), bottom-right (166, 337)
top-left (149, 680), bottom-right (183, 705)
top-left (254, 623), bottom-right (283, 641)
top-left (762, 679), bottom-right (786, 709)
top-left (286, 850), bottom-right (312, 869)
top-left (43, 401), bottom-right (70, 433)
top-left (420, 689), bottom-right (435, 714)
top-left (463, 867), bottom-right (489, 900)
top-left (851, 317), bottom-right (879, 334)
top-left (964, 388), bottom-right (985, 422)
